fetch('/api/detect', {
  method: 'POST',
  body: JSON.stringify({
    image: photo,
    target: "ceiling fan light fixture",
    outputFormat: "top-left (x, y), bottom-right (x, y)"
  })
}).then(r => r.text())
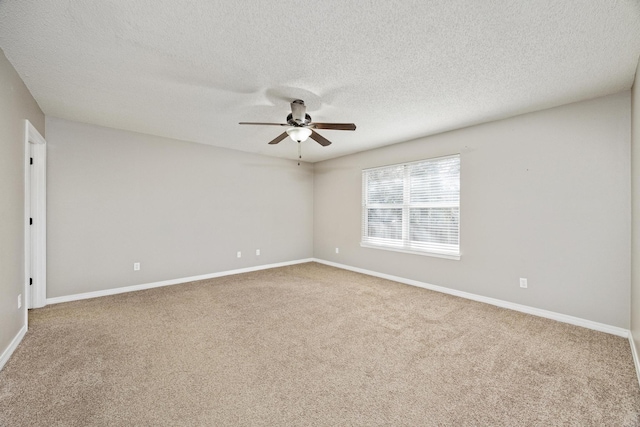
top-left (286, 127), bottom-right (312, 142)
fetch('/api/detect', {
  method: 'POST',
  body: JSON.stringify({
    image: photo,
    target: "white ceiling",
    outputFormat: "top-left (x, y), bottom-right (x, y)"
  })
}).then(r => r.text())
top-left (1, 1), bottom-right (639, 162)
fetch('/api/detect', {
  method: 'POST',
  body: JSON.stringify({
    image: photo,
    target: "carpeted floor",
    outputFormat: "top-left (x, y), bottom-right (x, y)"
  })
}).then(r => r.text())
top-left (1, 262), bottom-right (639, 426)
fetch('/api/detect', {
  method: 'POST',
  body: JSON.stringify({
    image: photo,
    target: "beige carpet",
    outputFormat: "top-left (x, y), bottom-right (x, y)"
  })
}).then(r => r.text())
top-left (1, 262), bottom-right (639, 426)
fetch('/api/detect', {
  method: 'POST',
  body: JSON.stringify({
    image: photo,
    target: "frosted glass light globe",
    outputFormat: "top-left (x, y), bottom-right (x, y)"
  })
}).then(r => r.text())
top-left (286, 127), bottom-right (312, 142)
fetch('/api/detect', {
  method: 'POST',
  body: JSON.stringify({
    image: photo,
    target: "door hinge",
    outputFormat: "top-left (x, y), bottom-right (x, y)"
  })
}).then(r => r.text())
top-left (30, 278), bottom-right (33, 286)
top-left (30, 217), bottom-right (33, 225)
top-left (30, 157), bottom-right (33, 165)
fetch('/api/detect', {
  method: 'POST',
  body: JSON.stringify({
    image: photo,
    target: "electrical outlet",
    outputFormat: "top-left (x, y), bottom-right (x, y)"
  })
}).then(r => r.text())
top-left (335, 248), bottom-right (340, 254)
top-left (237, 251), bottom-right (242, 258)
top-left (133, 262), bottom-right (140, 271)
top-left (256, 249), bottom-right (260, 256)
top-left (18, 294), bottom-right (22, 309)
top-left (520, 278), bottom-right (528, 288)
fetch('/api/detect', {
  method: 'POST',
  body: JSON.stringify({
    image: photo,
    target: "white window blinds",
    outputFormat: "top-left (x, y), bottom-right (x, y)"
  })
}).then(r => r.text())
top-left (361, 155), bottom-right (460, 258)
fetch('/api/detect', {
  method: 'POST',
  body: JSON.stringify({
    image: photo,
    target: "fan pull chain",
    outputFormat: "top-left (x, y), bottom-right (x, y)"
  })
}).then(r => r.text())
top-left (298, 141), bottom-right (301, 166)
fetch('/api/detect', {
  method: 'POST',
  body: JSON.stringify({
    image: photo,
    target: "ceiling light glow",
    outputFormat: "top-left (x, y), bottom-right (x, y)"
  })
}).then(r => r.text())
top-left (286, 127), bottom-right (312, 142)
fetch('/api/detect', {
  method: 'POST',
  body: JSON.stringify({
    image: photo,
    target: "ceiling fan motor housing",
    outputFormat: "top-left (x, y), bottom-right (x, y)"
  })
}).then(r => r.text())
top-left (286, 113), bottom-right (312, 126)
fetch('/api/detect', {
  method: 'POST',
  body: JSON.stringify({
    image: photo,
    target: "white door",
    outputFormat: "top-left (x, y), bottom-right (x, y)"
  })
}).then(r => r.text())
top-left (24, 120), bottom-right (47, 309)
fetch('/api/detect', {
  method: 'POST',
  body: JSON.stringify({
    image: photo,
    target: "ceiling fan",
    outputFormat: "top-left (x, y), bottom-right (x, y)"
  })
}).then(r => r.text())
top-left (239, 100), bottom-right (356, 162)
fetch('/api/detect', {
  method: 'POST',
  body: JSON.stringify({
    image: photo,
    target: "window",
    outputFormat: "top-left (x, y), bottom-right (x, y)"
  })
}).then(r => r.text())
top-left (361, 155), bottom-right (460, 259)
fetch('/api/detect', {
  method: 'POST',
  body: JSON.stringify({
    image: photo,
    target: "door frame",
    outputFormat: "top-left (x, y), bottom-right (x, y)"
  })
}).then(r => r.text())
top-left (24, 120), bottom-right (47, 311)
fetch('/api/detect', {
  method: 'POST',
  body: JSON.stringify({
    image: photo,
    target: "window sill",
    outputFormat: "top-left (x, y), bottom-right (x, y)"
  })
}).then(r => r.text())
top-left (359, 243), bottom-right (461, 260)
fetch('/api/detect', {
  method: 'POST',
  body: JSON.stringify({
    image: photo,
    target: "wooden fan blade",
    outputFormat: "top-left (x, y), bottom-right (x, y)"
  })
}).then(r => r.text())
top-left (290, 100), bottom-right (306, 123)
top-left (310, 123), bottom-right (356, 131)
top-left (268, 132), bottom-right (289, 145)
top-left (310, 130), bottom-right (332, 147)
top-left (239, 122), bottom-right (288, 126)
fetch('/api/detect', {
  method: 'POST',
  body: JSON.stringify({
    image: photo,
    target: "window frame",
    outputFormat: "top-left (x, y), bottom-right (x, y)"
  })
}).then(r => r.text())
top-left (361, 154), bottom-right (461, 260)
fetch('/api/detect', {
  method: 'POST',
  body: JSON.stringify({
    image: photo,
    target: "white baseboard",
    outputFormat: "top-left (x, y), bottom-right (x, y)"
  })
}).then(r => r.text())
top-left (629, 333), bottom-right (640, 387)
top-left (0, 324), bottom-right (27, 372)
top-left (46, 258), bottom-right (314, 305)
top-left (313, 258), bottom-right (629, 338)
top-left (39, 257), bottom-right (638, 382)
top-left (44, 256), bottom-right (630, 340)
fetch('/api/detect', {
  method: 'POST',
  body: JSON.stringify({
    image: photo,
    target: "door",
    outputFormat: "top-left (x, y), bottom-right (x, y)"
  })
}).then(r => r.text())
top-left (24, 120), bottom-right (46, 309)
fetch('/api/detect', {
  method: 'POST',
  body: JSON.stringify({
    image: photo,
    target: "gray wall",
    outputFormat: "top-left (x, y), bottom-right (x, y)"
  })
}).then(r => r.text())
top-left (632, 60), bottom-right (640, 357)
top-left (314, 92), bottom-right (631, 328)
top-left (0, 49), bottom-right (44, 355)
top-left (46, 118), bottom-right (313, 298)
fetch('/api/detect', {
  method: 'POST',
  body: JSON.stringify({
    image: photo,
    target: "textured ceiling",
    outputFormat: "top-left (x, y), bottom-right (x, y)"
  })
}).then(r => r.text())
top-left (1, 1), bottom-right (639, 162)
